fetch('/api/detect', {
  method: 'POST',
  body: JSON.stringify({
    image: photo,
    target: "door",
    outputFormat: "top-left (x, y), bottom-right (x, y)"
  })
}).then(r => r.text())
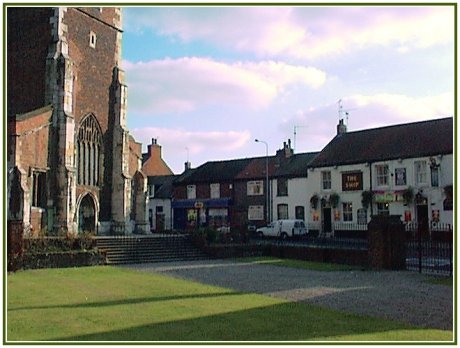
top-left (416, 203), bottom-right (429, 238)
top-left (323, 207), bottom-right (332, 233)
top-left (79, 194), bottom-right (96, 233)
top-left (156, 214), bottom-right (165, 232)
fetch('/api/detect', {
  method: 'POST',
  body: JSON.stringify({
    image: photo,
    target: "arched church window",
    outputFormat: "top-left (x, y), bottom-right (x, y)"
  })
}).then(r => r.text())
top-left (77, 114), bottom-right (102, 187)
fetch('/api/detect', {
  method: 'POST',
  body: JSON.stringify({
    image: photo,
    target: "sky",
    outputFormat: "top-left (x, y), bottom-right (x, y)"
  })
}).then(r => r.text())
top-left (120, 5), bottom-right (455, 174)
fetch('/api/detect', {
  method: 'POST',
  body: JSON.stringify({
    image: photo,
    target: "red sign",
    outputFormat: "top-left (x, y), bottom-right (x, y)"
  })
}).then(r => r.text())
top-left (342, 172), bottom-right (363, 191)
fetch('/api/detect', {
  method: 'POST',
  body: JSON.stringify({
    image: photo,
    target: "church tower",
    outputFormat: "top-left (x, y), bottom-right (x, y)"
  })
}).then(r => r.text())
top-left (7, 7), bottom-right (147, 236)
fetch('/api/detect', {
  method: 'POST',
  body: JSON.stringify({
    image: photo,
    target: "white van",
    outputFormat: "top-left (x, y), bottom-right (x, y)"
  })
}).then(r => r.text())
top-left (256, 219), bottom-right (307, 239)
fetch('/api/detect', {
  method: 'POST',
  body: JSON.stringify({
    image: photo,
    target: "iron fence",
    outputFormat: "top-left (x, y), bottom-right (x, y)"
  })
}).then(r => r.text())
top-left (406, 238), bottom-right (453, 276)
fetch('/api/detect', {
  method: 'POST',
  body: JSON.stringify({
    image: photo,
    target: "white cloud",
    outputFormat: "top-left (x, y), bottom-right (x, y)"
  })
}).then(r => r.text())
top-left (132, 126), bottom-right (251, 173)
top-left (123, 58), bottom-right (326, 115)
top-left (124, 6), bottom-right (454, 60)
top-left (287, 92), bottom-right (454, 152)
top-left (134, 126), bottom-right (250, 151)
top-left (344, 93), bottom-right (454, 125)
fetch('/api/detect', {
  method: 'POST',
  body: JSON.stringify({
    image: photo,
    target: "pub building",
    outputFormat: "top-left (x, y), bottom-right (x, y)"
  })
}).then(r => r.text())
top-left (306, 117), bottom-right (453, 237)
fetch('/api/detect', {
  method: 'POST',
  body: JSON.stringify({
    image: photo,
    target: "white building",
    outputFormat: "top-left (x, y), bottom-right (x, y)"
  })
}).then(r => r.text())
top-left (147, 175), bottom-right (175, 232)
top-left (305, 118), bottom-right (453, 237)
top-left (271, 149), bottom-right (318, 222)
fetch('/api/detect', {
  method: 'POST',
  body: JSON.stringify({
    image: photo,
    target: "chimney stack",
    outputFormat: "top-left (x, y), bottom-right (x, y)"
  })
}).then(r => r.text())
top-left (147, 138), bottom-right (161, 157)
top-left (276, 139), bottom-right (293, 160)
top-left (337, 119), bottom-right (347, 135)
top-left (184, 161), bottom-right (192, 172)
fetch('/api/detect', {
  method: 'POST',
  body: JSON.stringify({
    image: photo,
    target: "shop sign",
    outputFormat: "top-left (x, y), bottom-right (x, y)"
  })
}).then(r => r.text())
top-left (312, 211), bottom-right (319, 221)
top-left (432, 209), bottom-right (440, 222)
top-left (342, 172), bottom-right (363, 191)
top-left (404, 211), bottom-right (412, 222)
top-left (374, 191), bottom-right (395, 203)
top-left (334, 209), bottom-right (340, 221)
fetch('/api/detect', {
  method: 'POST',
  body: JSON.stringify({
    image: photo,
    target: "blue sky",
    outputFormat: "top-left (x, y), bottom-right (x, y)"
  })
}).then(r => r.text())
top-left (120, 5), bottom-right (454, 174)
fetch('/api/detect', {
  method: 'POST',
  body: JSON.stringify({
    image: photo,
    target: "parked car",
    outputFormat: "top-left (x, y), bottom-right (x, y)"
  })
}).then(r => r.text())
top-left (216, 226), bottom-right (230, 233)
top-left (256, 219), bottom-right (307, 239)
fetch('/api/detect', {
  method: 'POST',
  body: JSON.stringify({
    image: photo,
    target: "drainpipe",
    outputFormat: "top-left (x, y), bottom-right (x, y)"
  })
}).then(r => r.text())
top-left (368, 161), bottom-right (374, 217)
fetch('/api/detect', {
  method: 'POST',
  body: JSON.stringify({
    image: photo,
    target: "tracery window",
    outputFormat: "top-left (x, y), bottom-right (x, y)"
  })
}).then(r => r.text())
top-left (76, 114), bottom-right (102, 187)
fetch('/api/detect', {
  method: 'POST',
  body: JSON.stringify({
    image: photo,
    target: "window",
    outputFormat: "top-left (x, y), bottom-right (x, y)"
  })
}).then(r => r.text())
top-left (376, 202), bottom-right (389, 216)
top-left (130, 173), bottom-right (143, 221)
top-left (247, 180), bottom-right (263, 196)
top-left (321, 171), bottom-right (331, 190)
top-left (431, 166), bottom-right (439, 187)
top-left (89, 31), bottom-right (97, 48)
top-left (31, 170), bottom-right (46, 208)
top-left (209, 208), bottom-right (228, 228)
top-left (187, 185), bottom-right (196, 199)
top-left (210, 183), bottom-right (220, 199)
top-left (295, 206), bottom-right (305, 220)
top-left (357, 208), bottom-right (367, 224)
top-left (277, 178), bottom-right (288, 196)
top-left (248, 205), bottom-right (264, 220)
top-left (77, 114), bottom-right (102, 187)
top-left (156, 206), bottom-right (163, 213)
top-left (148, 185), bottom-right (155, 197)
top-left (394, 168), bottom-right (406, 186)
top-left (277, 204), bottom-right (289, 220)
top-left (342, 202), bottom-right (353, 222)
top-left (375, 165), bottom-right (389, 186)
top-left (414, 161), bottom-right (427, 185)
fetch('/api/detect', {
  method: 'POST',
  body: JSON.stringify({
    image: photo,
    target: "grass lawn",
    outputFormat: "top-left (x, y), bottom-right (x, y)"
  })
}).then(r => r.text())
top-left (6, 266), bottom-right (452, 342)
top-left (235, 256), bottom-right (366, 271)
top-left (425, 276), bottom-right (453, 287)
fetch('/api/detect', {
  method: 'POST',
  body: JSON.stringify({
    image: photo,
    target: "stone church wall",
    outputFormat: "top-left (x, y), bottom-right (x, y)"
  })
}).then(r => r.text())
top-left (7, 8), bottom-right (54, 118)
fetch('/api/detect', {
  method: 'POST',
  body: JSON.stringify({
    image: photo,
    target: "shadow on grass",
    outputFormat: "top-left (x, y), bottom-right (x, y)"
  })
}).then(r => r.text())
top-left (8, 291), bottom-right (240, 312)
top-left (51, 301), bottom-right (447, 342)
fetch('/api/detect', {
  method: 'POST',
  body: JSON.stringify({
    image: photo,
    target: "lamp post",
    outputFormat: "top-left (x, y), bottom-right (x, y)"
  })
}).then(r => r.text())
top-left (255, 139), bottom-right (270, 224)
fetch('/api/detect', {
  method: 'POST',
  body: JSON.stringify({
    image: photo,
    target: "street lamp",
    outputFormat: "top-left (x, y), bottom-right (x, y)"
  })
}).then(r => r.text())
top-left (255, 139), bottom-right (270, 224)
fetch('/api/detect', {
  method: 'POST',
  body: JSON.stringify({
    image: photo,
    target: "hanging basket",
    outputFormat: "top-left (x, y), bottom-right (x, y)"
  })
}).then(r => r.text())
top-left (310, 194), bottom-right (319, 210)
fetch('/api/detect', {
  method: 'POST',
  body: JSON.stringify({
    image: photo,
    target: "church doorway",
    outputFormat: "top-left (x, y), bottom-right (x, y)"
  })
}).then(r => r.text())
top-left (78, 194), bottom-right (96, 233)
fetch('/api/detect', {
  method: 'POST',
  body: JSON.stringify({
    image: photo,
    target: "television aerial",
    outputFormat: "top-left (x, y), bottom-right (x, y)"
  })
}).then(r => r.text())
top-left (293, 125), bottom-right (308, 152)
top-left (337, 99), bottom-right (356, 127)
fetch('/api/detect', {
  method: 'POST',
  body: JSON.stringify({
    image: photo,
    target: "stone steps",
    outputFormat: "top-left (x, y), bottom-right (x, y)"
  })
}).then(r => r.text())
top-left (95, 235), bottom-right (210, 264)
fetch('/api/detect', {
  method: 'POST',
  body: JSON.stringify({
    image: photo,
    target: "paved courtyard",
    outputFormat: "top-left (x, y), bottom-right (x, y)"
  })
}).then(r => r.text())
top-left (123, 259), bottom-right (453, 331)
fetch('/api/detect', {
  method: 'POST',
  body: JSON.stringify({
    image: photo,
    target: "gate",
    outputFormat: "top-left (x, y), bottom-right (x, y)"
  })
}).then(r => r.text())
top-left (405, 223), bottom-right (453, 276)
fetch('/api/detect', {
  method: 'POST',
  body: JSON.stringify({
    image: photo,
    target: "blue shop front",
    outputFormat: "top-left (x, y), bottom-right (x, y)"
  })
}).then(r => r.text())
top-left (172, 198), bottom-right (232, 230)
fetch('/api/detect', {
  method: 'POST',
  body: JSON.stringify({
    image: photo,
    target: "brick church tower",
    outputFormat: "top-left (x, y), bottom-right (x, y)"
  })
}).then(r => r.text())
top-left (7, 7), bottom-right (148, 236)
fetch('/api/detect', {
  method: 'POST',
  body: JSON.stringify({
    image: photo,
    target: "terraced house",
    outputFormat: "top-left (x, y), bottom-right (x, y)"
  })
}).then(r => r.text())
top-left (170, 141), bottom-right (318, 232)
top-left (307, 117), bottom-right (453, 238)
top-left (7, 7), bottom-right (148, 236)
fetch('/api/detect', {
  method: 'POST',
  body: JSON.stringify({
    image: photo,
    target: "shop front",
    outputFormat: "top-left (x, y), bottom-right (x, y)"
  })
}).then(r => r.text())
top-left (172, 198), bottom-right (232, 230)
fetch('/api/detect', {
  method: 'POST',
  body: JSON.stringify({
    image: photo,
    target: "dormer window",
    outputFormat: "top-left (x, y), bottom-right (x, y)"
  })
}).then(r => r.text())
top-left (89, 31), bottom-right (97, 48)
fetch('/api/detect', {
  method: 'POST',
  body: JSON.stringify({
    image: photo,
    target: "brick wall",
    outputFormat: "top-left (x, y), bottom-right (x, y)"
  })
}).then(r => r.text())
top-left (15, 121), bottom-right (50, 170)
top-left (233, 180), bottom-right (266, 228)
top-left (128, 136), bottom-right (142, 177)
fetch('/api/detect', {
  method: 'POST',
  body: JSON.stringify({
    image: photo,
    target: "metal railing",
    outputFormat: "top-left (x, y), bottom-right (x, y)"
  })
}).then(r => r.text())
top-left (406, 239), bottom-right (453, 276)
